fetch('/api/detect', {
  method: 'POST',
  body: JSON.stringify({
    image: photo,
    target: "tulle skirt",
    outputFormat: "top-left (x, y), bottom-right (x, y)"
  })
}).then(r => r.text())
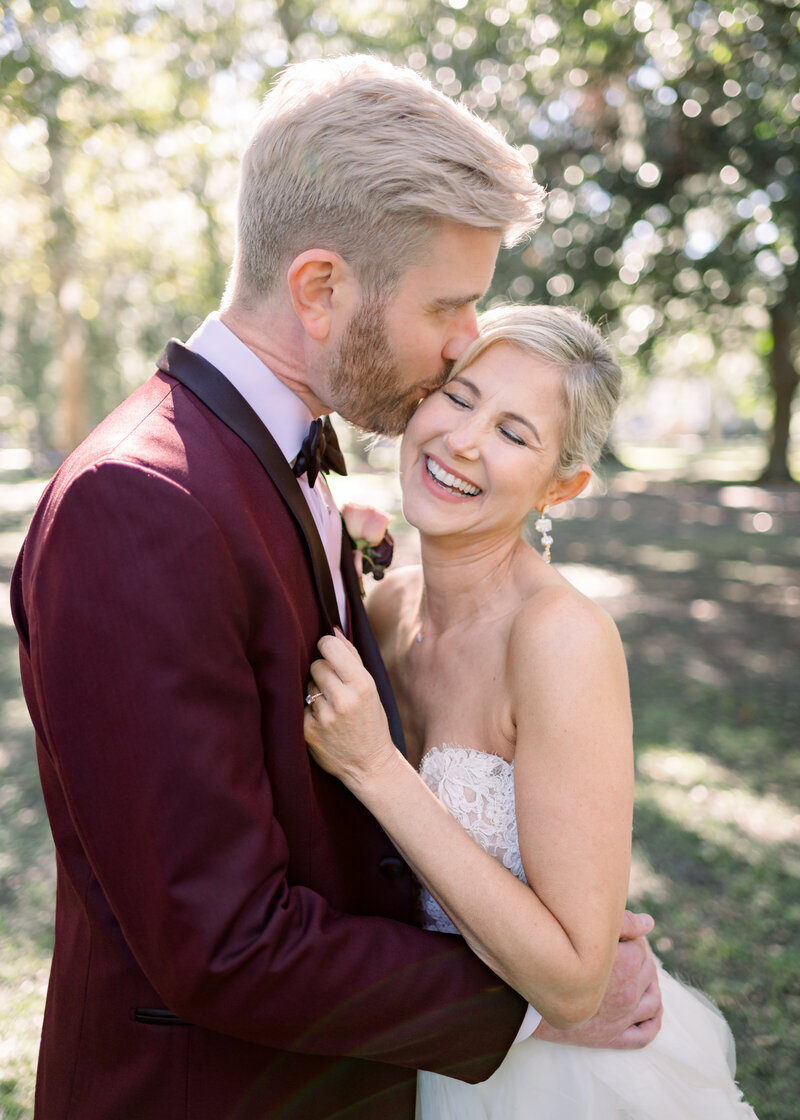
top-left (417, 967), bottom-right (758, 1119)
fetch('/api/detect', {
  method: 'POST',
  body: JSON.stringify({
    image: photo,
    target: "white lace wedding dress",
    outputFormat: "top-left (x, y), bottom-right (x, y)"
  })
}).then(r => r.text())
top-left (416, 745), bottom-right (759, 1120)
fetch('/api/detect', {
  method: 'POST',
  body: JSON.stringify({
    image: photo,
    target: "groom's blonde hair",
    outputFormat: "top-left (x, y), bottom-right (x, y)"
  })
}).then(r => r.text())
top-left (227, 55), bottom-right (545, 303)
top-left (452, 304), bottom-right (623, 482)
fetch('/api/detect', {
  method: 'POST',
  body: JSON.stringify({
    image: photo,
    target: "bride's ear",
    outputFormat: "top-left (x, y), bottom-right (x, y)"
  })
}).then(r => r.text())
top-left (543, 465), bottom-right (592, 510)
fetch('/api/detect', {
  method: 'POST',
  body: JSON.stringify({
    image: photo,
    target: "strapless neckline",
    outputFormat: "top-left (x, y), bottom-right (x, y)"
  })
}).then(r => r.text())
top-left (420, 742), bottom-right (514, 769)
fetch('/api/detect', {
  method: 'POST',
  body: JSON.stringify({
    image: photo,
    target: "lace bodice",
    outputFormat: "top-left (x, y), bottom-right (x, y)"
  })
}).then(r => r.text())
top-left (418, 744), bottom-right (525, 934)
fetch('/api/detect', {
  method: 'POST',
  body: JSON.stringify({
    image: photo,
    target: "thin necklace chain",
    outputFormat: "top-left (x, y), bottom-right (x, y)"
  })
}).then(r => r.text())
top-left (415, 552), bottom-right (516, 644)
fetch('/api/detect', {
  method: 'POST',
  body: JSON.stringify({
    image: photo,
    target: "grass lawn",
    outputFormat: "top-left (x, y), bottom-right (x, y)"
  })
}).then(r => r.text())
top-left (1, 439), bottom-right (798, 1117)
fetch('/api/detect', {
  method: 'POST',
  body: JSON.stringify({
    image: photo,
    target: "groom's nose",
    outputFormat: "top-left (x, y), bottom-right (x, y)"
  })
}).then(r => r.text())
top-left (441, 306), bottom-right (480, 363)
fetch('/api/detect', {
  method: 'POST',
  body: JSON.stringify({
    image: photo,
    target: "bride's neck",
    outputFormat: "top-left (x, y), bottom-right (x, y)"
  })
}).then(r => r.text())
top-left (417, 531), bottom-right (522, 634)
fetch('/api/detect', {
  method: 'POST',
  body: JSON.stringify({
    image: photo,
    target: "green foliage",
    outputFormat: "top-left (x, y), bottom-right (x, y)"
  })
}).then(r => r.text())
top-left (0, 0), bottom-right (797, 472)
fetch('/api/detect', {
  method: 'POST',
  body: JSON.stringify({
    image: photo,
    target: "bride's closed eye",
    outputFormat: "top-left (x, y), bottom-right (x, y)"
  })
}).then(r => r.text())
top-left (444, 389), bottom-right (530, 447)
top-left (443, 390), bottom-right (471, 409)
top-left (498, 424), bottom-right (527, 447)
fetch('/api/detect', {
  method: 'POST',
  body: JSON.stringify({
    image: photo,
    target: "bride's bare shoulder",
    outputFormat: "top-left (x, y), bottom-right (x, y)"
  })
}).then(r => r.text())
top-left (365, 564), bottom-right (422, 644)
top-left (509, 570), bottom-right (623, 667)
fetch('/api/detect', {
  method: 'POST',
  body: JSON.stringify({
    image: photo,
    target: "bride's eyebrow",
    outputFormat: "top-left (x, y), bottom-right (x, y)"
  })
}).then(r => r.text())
top-left (451, 375), bottom-right (480, 394)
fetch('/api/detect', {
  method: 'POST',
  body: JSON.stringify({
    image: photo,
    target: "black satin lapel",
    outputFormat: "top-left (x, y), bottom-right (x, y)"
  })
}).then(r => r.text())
top-left (159, 339), bottom-right (342, 632)
top-left (340, 534), bottom-right (407, 758)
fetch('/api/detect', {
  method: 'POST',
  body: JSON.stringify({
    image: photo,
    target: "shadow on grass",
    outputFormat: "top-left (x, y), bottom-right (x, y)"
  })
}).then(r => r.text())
top-left (0, 493), bottom-right (55, 954)
top-left (556, 476), bottom-right (798, 786)
top-left (1, 467), bottom-right (797, 1119)
top-left (630, 794), bottom-right (800, 1120)
top-left (553, 473), bottom-right (799, 1119)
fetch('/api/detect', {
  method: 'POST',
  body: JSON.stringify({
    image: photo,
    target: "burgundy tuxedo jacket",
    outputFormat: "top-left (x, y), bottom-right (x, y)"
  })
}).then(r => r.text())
top-left (11, 345), bottom-right (525, 1120)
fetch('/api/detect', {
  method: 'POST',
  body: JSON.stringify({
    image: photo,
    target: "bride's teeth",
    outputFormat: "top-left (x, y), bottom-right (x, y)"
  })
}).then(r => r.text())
top-left (425, 457), bottom-right (480, 496)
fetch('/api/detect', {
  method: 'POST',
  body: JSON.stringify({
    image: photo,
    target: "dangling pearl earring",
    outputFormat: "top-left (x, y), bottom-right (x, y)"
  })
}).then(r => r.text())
top-left (535, 507), bottom-right (553, 564)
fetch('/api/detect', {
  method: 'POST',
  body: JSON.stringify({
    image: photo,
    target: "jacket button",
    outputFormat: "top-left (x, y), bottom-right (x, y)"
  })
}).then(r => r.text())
top-left (379, 856), bottom-right (405, 880)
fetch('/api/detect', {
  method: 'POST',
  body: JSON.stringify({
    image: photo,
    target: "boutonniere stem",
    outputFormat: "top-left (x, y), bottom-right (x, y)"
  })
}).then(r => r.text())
top-left (341, 503), bottom-right (394, 597)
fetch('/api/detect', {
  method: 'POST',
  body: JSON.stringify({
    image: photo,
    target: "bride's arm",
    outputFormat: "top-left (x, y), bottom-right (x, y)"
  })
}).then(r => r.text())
top-left (303, 595), bottom-right (632, 1030)
top-left (509, 589), bottom-right (633, 1025)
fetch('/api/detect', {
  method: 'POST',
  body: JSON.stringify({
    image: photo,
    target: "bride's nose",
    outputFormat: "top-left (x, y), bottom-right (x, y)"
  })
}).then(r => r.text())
top-left (443, 418), bottom-right (481, 459)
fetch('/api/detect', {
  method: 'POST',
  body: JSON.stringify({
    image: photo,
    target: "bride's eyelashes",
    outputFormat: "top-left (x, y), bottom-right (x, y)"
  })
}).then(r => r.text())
top-left (443, 390), bottom-right (530, 448)
top-left (498, 425), bottom-right (526, 447)
top-left (443, 389), bottom-right (470, 409)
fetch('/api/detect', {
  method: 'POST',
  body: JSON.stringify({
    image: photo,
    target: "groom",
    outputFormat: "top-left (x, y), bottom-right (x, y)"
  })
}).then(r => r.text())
top-left (12, 56), bottom-right (661, 1120)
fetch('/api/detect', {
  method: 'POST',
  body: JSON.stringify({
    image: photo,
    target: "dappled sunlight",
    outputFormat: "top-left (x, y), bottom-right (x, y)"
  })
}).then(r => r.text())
top-left (0, 953), bottom-right (47, 1118)
top-left (617, 445), bottom-right (779, 483)
top-left (718, 486), bottom-right (783, 511)
top-left (0, 482), bottom-right (48, 517)
top-left (628, 849), bottom-right (671, 904)
top-left (0, 586), bottom-right (13, 629)
top-left (559, 563), bottom-right (638, 600)
top-left (683, 656), bottom-right (729, 688)
top-left (717, 559), bottom-right (796, 586)
top-left (630, 545), bottom-right (700, 572)
top-left (637, 747), bottom-right (800, 873)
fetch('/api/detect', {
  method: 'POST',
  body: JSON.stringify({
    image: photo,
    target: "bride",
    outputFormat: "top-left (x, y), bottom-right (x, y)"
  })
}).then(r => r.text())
top-left (304, 304), bottom-right (758, 1119)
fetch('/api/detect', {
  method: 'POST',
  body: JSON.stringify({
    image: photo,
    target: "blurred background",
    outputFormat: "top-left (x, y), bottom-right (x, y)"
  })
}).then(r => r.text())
top-left (0, 1), bottom-right (798, 1116)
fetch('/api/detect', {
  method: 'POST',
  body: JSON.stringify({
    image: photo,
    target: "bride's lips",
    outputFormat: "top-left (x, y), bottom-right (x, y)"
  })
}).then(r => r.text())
top-left (420, 454), bottom-right (483, 502)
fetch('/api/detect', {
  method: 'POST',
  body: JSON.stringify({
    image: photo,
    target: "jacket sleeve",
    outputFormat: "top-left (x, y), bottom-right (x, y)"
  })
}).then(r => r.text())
top-left (20, 459), bottom-right (526, 1080)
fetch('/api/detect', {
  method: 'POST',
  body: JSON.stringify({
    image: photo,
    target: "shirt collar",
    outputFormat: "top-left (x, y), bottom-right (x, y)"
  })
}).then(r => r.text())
top-left (185, 312), bottom-right (313, 464)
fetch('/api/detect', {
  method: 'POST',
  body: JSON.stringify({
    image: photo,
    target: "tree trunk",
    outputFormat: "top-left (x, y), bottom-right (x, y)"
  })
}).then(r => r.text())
top-left (275, 0), bottom-right (302, 45)
top-left (57, 308), bottom-right (88, 453)
top-left (47, 128), bottom-right (90, 455)
top-left (758, 300), bottom-right (798, 484)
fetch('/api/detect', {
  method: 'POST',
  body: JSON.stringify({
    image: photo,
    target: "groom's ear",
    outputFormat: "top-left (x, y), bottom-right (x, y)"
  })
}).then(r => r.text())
top-left (287, 250), bottom-right (360, 342)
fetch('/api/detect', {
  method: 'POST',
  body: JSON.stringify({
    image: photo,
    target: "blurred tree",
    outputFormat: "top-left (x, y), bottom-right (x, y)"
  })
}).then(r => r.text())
top-left (581, 0), bottom-right (799, 484)
top-left (385, 0), bottom-right (798, 480)
top-left (1, 0), bottom-right (255, 456)
top-left (1, 0), bottom-right (796, 480)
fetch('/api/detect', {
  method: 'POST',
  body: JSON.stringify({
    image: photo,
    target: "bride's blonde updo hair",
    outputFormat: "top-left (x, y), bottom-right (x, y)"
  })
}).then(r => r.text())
top-left (450, 304), bottom-right (623, 482)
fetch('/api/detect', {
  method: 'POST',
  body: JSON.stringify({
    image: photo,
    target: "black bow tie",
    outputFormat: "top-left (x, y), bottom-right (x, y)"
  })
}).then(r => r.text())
top-left (293, 416), bottom-right (347, 488)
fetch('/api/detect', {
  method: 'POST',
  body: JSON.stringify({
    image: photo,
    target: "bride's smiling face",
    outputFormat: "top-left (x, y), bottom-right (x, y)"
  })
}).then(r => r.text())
top-left (399, 341), bottom-right (576, 540)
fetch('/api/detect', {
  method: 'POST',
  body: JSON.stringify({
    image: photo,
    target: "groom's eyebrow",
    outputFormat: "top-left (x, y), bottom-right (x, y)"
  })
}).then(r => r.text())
top-left (428, 292), bottom-right (483, 311)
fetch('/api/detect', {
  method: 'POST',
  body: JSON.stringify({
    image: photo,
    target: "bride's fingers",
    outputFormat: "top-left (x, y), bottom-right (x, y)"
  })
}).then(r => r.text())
top-left (317, 632), bottom-right (366, 683)
top-left (332, 626), bottom-right (360, 655)
top-left (307, 656), bottom-right (372, 715)
top-left (306, 660), bottom-right (344, 706)
top-left (325, 629), bottom-right (363, 663)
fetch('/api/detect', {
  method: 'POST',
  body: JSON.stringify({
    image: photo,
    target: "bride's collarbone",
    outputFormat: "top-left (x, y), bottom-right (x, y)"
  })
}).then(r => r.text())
top-left (404, 637), bottom-right (510, 705)
top-left (398, 620), bottom-right (510, 693)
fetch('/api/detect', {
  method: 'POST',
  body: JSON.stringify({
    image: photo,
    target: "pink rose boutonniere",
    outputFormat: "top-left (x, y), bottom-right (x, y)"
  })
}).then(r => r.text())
top-left (341, 503), bottom-right (394, 595)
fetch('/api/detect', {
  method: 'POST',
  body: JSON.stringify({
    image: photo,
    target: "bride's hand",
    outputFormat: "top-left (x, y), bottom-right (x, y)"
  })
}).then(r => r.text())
top-left (303, 630), bottom-right (398, 789)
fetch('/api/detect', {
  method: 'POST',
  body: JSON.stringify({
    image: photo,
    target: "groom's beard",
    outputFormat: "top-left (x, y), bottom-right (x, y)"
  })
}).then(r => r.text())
top-left (327, 299), bottom-right (453, 437)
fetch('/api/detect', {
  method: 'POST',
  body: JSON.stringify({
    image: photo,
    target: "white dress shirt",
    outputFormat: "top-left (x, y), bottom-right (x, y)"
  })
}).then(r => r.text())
top-left (186, 312), bottom-right (540, 1045)
top-left (186, 313), bottom-right (346, 625)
